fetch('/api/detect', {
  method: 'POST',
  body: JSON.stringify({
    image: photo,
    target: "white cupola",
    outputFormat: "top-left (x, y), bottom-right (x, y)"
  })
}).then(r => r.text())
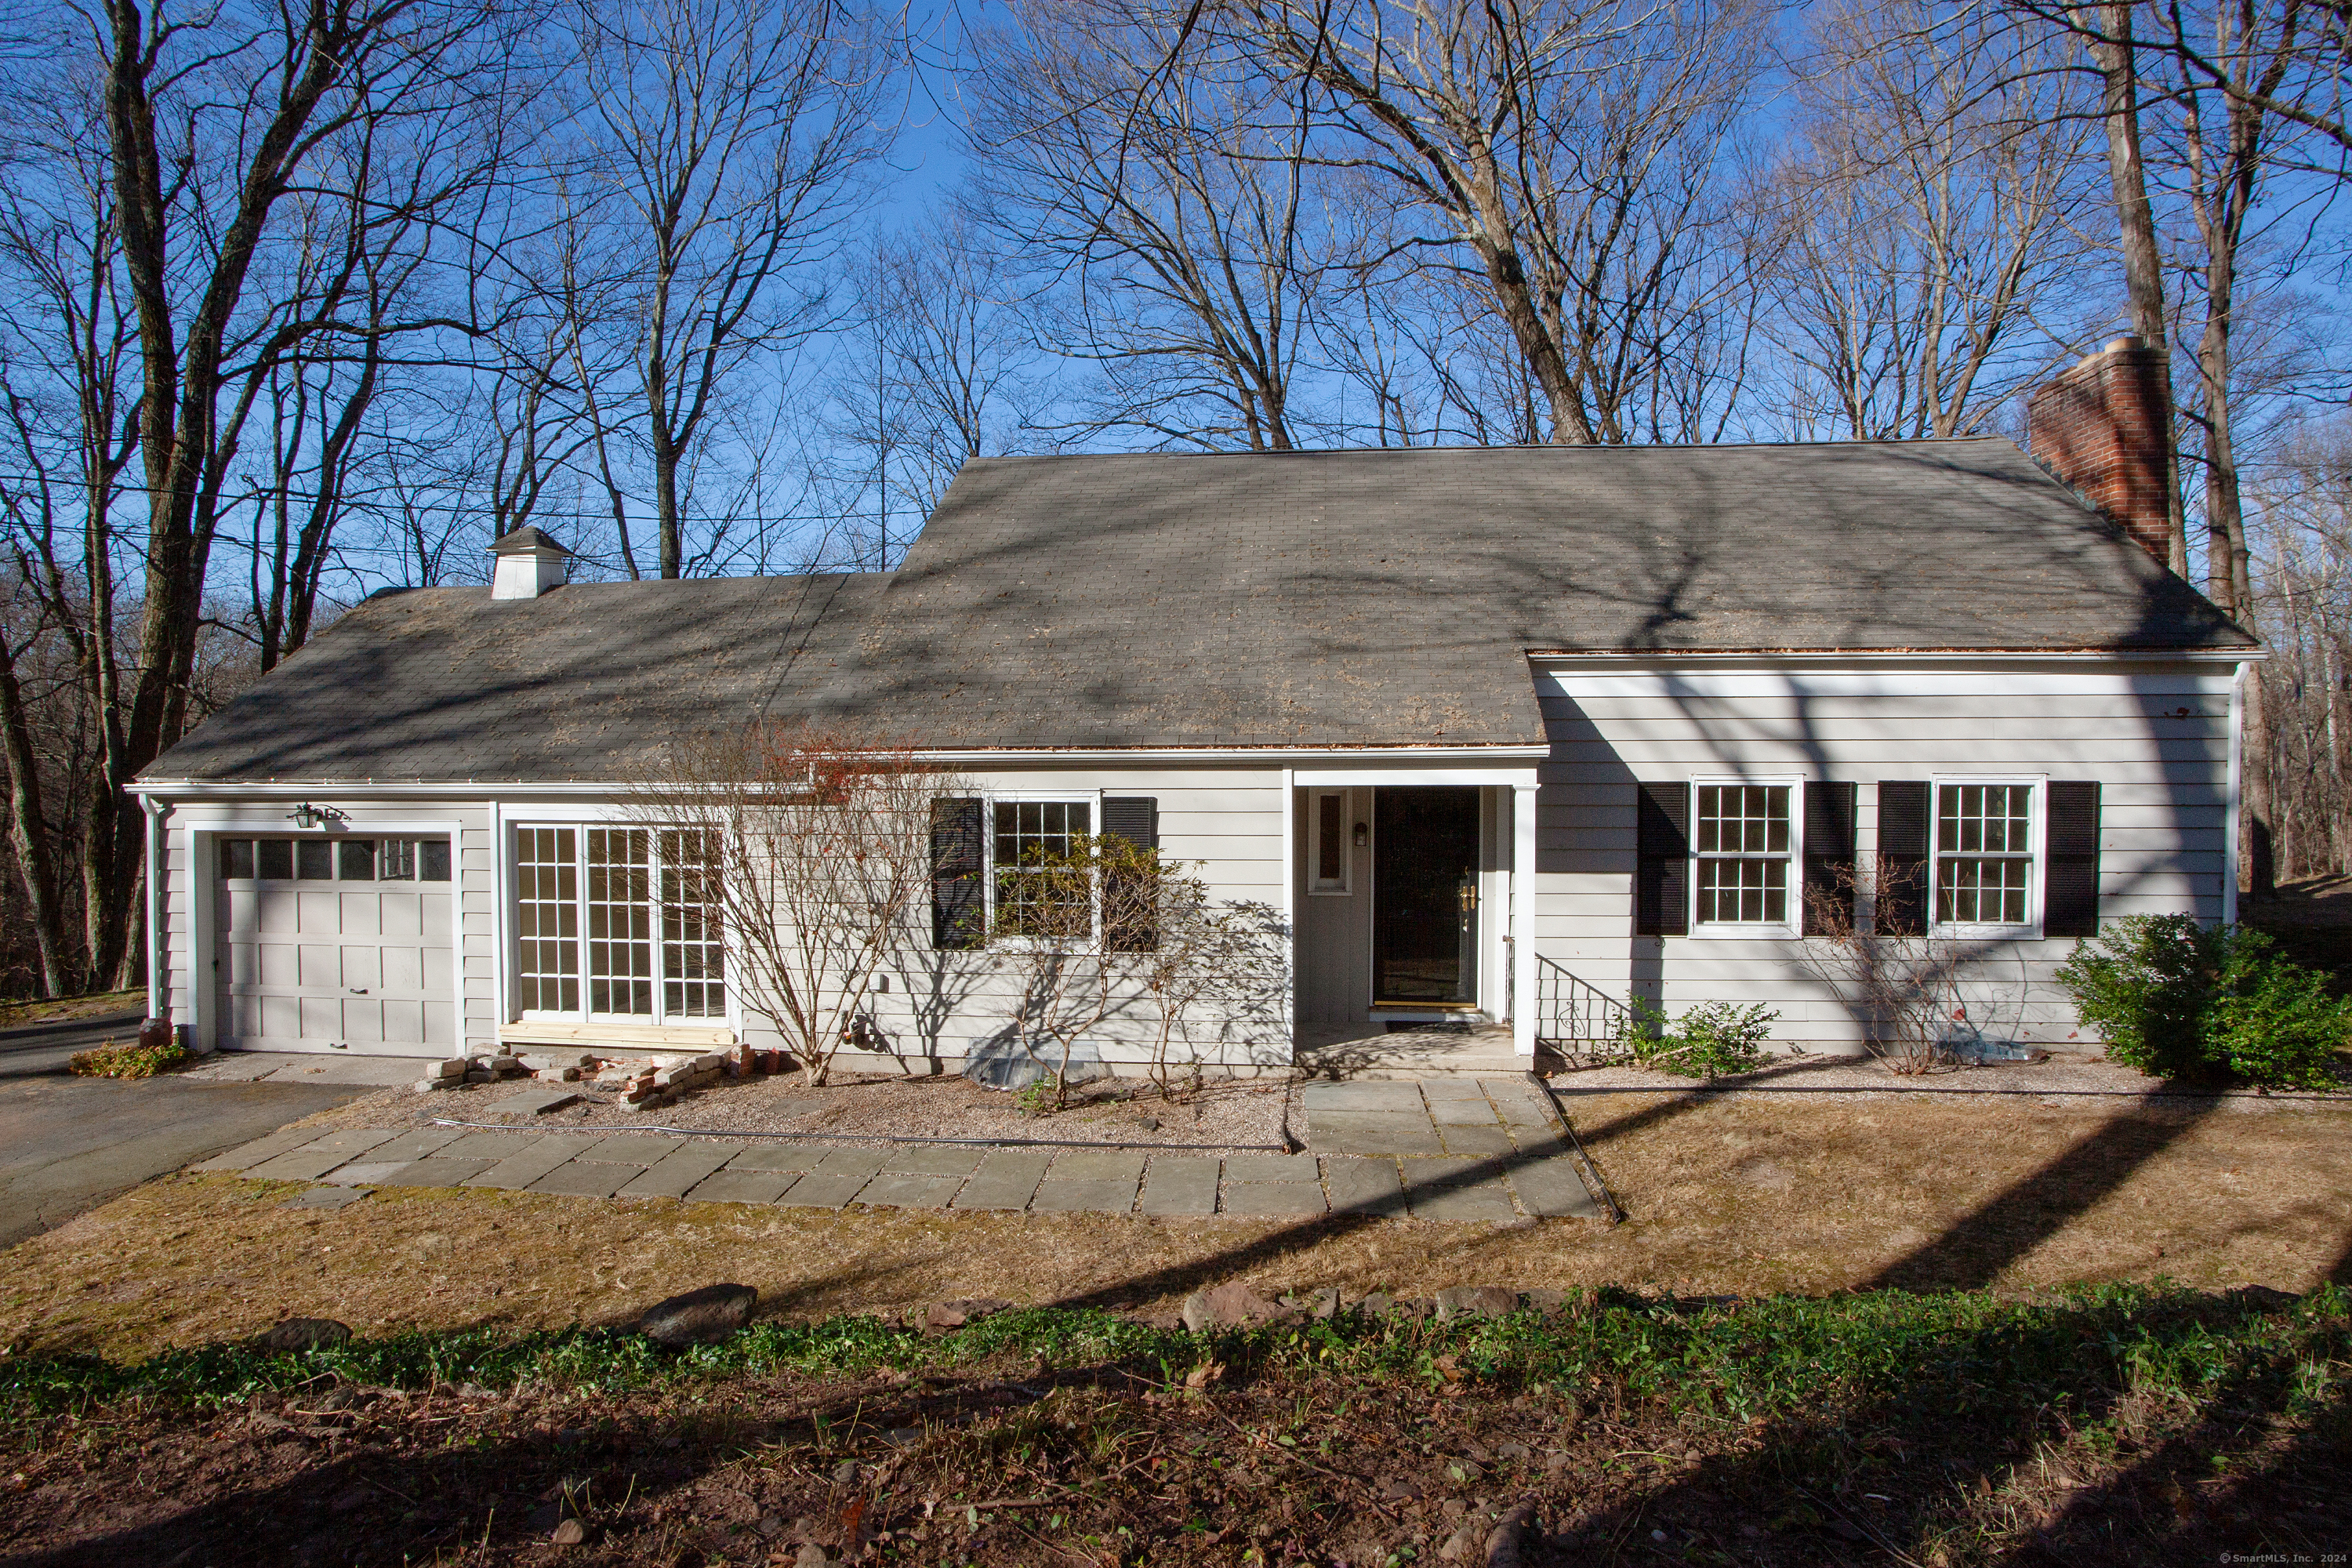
top-left (488, 525), bottom-right (572, 601)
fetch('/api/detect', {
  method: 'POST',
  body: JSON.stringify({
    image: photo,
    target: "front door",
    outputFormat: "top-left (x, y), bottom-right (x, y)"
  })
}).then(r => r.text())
top-left (1372, 787), bottom-right (1480, 1007)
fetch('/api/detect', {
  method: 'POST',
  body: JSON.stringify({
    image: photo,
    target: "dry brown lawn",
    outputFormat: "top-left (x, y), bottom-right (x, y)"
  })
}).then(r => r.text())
top-left (3, 1086), bottom-right (2347, 1362)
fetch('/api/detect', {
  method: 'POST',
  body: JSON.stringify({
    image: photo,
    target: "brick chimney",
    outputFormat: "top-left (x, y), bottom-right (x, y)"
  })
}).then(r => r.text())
top-left (2026, 336), bottom-right (2174, 565)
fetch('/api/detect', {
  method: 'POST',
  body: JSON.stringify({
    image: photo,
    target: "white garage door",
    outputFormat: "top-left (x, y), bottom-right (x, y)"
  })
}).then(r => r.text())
top-left (214, 835), bottom-right (456, 1054)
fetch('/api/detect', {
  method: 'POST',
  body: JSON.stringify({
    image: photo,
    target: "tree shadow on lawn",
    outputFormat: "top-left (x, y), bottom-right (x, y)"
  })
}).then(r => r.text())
top-left (1548, 1287), bottom-right (2348, 1568)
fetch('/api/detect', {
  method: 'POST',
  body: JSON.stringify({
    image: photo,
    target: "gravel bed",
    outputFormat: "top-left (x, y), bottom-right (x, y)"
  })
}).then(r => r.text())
top-left (290, 1067), bottom-right (1301, 1152)
top-left (1543, 1051), bottom-right (2349, 1109)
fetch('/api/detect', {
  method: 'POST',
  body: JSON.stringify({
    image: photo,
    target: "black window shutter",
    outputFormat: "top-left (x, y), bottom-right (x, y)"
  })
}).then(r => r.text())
top-left (1801, 781), bottom-right (1857, 935)
top-left (2044, 781), bottom-right (2102, 938)
top-left (1102, 796), bottom-right (1160, 953)
top-left (1635, 782), bottom-right (1689, 936)
top-left (1877, 781), bottom-right (1930, 936)
top-left (930, 797), bottom-right (985, 950)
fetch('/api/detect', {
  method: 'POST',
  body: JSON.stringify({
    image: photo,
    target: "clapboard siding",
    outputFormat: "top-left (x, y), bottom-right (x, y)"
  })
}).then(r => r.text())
top-left (1530, 660), bottom-right (2235, 1052)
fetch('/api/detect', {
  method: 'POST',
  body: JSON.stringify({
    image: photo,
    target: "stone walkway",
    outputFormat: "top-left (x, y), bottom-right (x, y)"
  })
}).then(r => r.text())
top-left (189, 1075), bottom-right (1600, 1223)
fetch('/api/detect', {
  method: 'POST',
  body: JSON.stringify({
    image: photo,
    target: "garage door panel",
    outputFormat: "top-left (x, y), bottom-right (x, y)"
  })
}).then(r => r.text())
top-left (215, 840), bottom-right (452, 1054)
top-left (340, 946), bottom-right (382, 991)
top-left (298, 944), bottom-right (341, 989)
top-left (379, 947), bottom-right (423, 993)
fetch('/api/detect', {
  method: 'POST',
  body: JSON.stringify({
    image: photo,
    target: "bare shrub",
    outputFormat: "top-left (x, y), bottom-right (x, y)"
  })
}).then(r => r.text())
top-left (628, 725), bottom-right (964, 1086)
top-left (1798, 861), bottom-right (1968, 1074)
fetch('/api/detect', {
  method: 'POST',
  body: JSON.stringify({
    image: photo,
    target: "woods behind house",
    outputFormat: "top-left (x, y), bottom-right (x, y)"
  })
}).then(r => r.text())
top-left (1, 0), bottom-right (2347, 996)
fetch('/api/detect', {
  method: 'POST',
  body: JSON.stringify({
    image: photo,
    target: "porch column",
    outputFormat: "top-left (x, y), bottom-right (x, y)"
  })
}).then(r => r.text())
top-left (1512, 782), bottom-right (1538, 1058)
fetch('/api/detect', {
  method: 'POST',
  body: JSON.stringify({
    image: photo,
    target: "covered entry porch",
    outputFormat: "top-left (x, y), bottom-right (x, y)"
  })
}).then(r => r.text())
top-left (1287, 764), bottom-right (1539, 1072)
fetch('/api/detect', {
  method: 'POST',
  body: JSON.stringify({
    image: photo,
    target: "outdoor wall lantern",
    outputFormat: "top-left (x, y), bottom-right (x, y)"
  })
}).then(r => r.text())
top-left (287, 802), bottom-right (348, 829)
top-left (1353, 822), bottom-right (1369, 848)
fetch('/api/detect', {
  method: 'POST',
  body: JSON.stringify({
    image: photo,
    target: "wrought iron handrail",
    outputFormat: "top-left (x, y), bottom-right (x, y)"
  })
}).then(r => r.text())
top-left (1533, 953), bottom-right (1635, 1067)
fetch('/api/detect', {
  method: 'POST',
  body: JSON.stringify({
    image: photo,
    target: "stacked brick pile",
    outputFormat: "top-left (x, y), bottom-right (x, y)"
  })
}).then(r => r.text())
top-left (414, 1040), bottom-right (787, 1103)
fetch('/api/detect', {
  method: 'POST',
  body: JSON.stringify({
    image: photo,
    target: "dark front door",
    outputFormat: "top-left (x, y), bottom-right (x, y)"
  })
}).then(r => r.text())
top-left (1373, 787), bottom-right (1480, 1006)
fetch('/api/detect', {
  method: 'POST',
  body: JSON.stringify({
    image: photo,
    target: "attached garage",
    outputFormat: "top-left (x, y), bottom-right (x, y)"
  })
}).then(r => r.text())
top-left (213, 835), bottom-right (456, 1054)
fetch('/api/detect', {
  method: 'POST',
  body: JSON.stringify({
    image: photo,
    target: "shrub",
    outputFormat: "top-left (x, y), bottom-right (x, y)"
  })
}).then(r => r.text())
top-left (68, 1037), bottom-right (194, 1079)
top-left (1615, 999), bottom-right (1778, 1080)
top-left (2056, 916), bottom-right (2351, 1089)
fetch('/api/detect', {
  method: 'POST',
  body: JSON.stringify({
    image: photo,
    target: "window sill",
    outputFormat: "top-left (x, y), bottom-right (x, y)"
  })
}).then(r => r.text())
top-left (1688, 924), bottom-right (1801, 941)
top-left (1930, 924), bottom-right (2044, 942)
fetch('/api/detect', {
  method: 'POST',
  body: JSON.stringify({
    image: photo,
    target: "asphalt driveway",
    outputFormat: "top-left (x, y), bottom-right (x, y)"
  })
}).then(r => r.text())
top-left (0, 1011), bottom-right (372, 1248)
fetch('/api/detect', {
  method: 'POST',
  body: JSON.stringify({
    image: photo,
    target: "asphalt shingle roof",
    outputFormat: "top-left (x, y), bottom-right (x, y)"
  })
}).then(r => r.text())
top-left (147, 438), bottom-right (2252, 782)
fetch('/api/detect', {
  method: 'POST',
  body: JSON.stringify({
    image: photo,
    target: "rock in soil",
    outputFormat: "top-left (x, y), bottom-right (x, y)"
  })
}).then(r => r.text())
top-left (1435, 1285), bottom-right (1521, 1321)
top-left (249, 1317), bottom-right (350, 1353)
top-left (1181, 1281), bottom-right (1287, 1332)
top-left (924, 1296), bottom-right (1013, 1330)
top-left (637, 1283), bottom-right (757, 1347)
top-left (550, 1518), bottom-right (587, 1545)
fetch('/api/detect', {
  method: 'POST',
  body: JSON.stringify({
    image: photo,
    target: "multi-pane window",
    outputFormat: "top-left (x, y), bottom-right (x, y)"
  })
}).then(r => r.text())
top-left (660, 829), bottom-right (724, 1019)
top-left (1693, 784), bottom-right (1793, 927)
top-left (1936, 783), bottom-right (2036, 927)
top-left (513, 826), bottom-right (724, 1021)
top-left (514, 827), bottom-right (579, 1013)
top-left (586, 828), bottom-right (654, 1017)
top-left (993, 800), bottom-right (1091, 938)
top-left (222, 837), bottom-right (450, 884)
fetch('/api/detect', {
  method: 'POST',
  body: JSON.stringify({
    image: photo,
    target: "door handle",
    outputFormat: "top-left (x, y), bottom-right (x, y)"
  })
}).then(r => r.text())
top-left (348, 988), bottom-right (369, 995)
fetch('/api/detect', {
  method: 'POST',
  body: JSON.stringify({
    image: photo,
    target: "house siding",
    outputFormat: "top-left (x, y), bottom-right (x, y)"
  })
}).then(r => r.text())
top-left (1530, 661), bottom-right (2236, 1051)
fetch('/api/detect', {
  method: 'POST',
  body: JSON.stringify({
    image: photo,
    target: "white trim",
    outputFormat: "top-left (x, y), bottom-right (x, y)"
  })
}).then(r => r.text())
top-left (1531, 648), bottom-right (2262, 666)
top-left (1293, 766), bottom-right (1541, 788)
top-left (143, 796), bottom-right (167, 1023)
top-left (1686, 775), bottom-right (1804, 939)
top-left (2225, 665), bottom-right (2245, 927)
top-left (1926, 775), bottom-right (2048, 940)
top-left (1279, 768), bottom-right (1296, 1050)
top-left (1305, 787), bottom-right (1353, 896)
top-left (1512, 782), bottom-right (1537, 1058)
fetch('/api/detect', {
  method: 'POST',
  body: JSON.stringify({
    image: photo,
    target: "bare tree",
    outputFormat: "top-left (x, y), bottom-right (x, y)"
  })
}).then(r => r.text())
top-left (968, 0), bottom-right (1326, 452)
top-left (1223, 0), bottom-right (1766, 445)
top-left (628, 724), bottom-right (961, 1087)
top-left (1764, 0), bottom-right (2099, 438)
top-left (566, 0), bottom-right (888, 577)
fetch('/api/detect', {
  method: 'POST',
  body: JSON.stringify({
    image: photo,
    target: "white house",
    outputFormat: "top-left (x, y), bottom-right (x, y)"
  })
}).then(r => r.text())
top-left (129, 340), bottom-right (2257, 1073)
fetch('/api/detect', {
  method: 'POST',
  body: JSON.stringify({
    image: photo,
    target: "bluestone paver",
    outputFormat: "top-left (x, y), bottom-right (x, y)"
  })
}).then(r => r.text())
top-left (1426, 1097), bottom-right (1502, 1125)
top-left (243, 1130), bottom-right (399, 1183)
top-left (619, 1142), bottom-right (738, 1199)
top-left (1047, 1149), bottom-right (1145, 1184)
top-left (1221, 1183), bottom-right (1327, 1217)
top-left (339, 1127), bottom-right (466, 1166)
top-left (880, 1146), bottom-right (986, 1178)
top-left (688, 1167), bottom-right (801, 1206)
top-left (321, 1160), bottom-right (413, 1186)
top-left (435, 1131), bottom-right (540, 1163)
top-left (1223, 1152), bottom-right (1318, 1183)
top-left (527, 1161), bottom-right (635, 1199)
top-left (810, 1145), bottom-right (890, 1180)
top-left (1136, 1158), bottom-right (1220, 1216)
top-left (1509, 1158), bottom-right (1602, 1219)
top-left (576, 1134), bottom-right (683, 1165)
top-left (1437, 1124), bottom-right (1515, 1158)
top-left (778, 1167), bottom-right (877, 1209)
top-left (953, 1150), bottom-right (1053, 1210)
top-left (1417, 1080), bottom-right (1489, 1102)
top-left (723, 1142), bottom-right (828, 1171)
top-left (1323, 1156), bottom-right (1406, 1214)
top-left (376, 1156), bottom-right (496, 1189)
top-left (857, 1172), bottom-right (962, 1208)
top-left (1404, 1182), bottom-right (1519, 1221)
top-left (187, 1127), bottom-right (323, 1173)
top-left (1030, 1178), bottom-right (1138, 1214)
top-left (465, 1135), bottom-right (601, 1189)
top-left (1300, 1081), bottom-right (1423, 1113)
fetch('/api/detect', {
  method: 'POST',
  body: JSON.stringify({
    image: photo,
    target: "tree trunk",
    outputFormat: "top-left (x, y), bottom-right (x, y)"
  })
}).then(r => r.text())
top-left (2078, 0), bottom-right (2190, 576)
top-left (0, 644), bottom-right (73, 996)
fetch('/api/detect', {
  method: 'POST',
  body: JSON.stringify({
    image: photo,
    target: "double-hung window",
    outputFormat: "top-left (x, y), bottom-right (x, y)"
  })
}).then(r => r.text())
top-left (512, 826), bottom-right (724, 1022)
top-left (991, 800), bottom-right (1093, 939)
top-left (1933, 780), bottom-right (2040, 934)
top-left (1691, 780), bottom-right (1799, 934)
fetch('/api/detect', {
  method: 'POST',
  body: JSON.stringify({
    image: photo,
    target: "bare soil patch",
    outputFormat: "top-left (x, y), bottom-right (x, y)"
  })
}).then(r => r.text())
top-left (289, 1069), bottom-right (1300, 1152)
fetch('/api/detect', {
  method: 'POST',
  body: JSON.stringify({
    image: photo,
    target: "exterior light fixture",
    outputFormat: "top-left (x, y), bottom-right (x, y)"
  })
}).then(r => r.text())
top-left (288, 802), bottom-right (347, 829)
top-left (1353, 822), bottom-right (1369, 848)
